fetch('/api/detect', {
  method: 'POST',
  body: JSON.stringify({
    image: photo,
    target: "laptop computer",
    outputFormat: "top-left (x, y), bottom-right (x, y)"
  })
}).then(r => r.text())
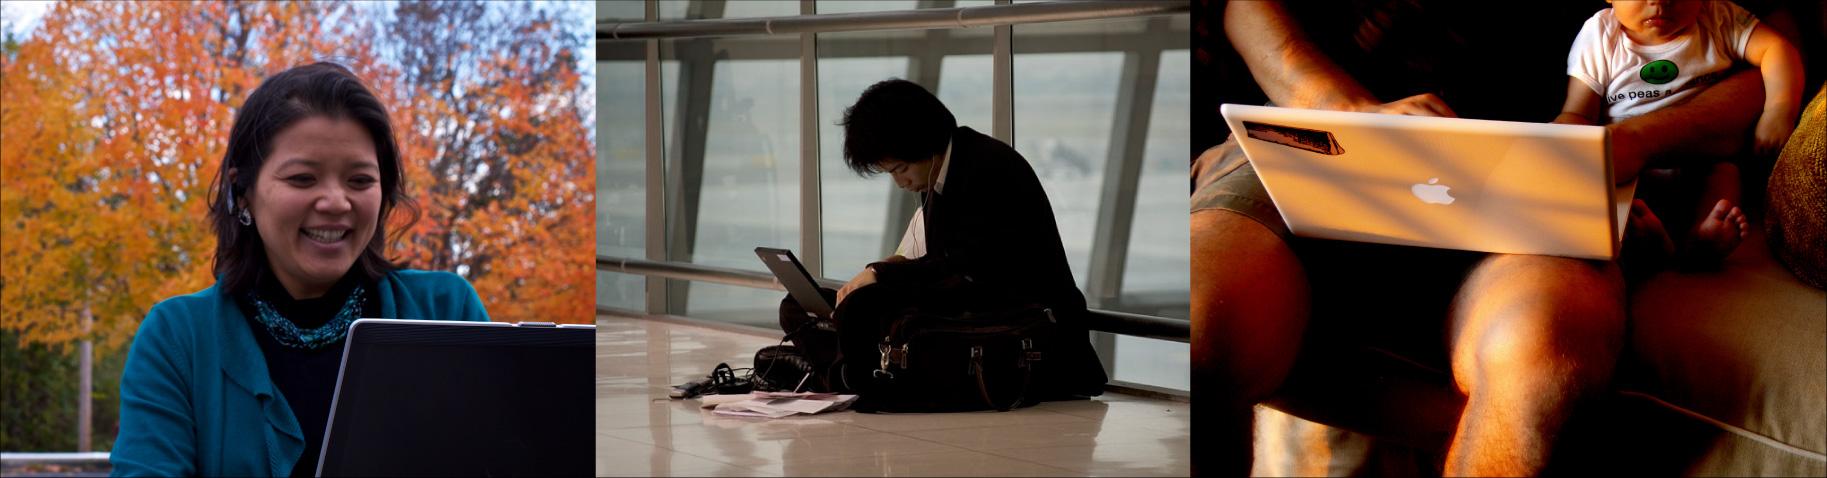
top-left (754, 247), bottom-right (835, 321)
top-left (1219, 103), bottom-right (1637, 260)
top-left (315, 319), bottom-right (594, 477)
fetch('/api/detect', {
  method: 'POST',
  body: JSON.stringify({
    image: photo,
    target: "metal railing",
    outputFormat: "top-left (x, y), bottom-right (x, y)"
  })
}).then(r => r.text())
top-left (599, 255), bottom-right (1190, 343)
top-left (0, 452), bottom-right (110, 477)
top-left (598, 0), bottom-right (1190, 41)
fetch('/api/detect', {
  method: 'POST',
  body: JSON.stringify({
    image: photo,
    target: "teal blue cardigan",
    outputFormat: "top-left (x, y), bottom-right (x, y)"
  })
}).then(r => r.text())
top-left (110, 270), bottom-right (490, 477)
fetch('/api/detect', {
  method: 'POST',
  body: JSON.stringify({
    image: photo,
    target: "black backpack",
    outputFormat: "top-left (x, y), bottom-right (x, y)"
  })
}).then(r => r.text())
top-left (838, 304), bottom-right (1060, 413)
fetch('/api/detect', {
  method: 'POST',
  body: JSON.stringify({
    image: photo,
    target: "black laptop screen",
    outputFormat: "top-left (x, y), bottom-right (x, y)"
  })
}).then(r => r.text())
top-left (316, 321), bottom-right (592, 477)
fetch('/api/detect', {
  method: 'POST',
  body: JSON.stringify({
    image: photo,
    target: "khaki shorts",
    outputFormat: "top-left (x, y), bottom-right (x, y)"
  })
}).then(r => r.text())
top-left (1191, 139), bottom-right (1289, 239)
top-left (1191, 137), bottom-right (1486, 366)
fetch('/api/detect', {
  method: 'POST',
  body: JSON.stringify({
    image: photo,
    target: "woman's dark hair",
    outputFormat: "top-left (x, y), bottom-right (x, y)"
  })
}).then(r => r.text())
top-left (839, 79), bottom-right (957, 175)
top-left (207, 62), bottom-right (417, 297)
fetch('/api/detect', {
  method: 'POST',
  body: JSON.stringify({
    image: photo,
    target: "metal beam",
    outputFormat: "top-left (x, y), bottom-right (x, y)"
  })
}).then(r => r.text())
top-left (601, 254), bottom-right (843, 291)
top-left (597, 254), bottom-right (1188, 343)
top-left (643, 0), bottom-right (667, 314)
top-left (661, 0), bottom-right (727, 314)
top-left (599, 1), bottom-right (1189, 40)
top-left (599, 30), bottom-right (1187, 61)
top-left (1083, 21), bottom-right (1163, 309)
top-left (991, 0), bottom-right (1012, 144)
top-left (1092, 331), bottom-right (1118, 378)
top-left (799, 0), bottom-right (823, 278)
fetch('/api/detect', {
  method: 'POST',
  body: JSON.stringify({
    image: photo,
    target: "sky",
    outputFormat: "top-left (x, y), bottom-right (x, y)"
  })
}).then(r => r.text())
top-left (1, 1), bottom-right (593, 100)
top-left (0, 0), bottom-right (53, 38)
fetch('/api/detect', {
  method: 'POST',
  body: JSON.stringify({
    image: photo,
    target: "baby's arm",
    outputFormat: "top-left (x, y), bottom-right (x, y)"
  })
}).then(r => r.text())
top-left (1554, 76), bottom-right (1603, 125)
top-left (1744, 23), bottom-right (1804, 156)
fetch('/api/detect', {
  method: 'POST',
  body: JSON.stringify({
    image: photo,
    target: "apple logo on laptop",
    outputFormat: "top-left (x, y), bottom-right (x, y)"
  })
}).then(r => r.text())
top-left (1412, 178), bottom-right (1455, 205)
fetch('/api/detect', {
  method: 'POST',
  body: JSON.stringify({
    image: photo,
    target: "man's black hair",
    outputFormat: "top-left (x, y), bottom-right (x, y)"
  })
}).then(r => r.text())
top-left (839, 79), bottom-right (956, 175)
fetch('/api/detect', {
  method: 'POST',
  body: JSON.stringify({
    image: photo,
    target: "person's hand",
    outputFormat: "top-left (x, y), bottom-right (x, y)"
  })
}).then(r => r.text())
top-left (835, 266), bottom-right (877, 306)
top-left (1754, 111), bottom-right (1794, 157)
top-left (1353, 92), bottom-right (1458, 118)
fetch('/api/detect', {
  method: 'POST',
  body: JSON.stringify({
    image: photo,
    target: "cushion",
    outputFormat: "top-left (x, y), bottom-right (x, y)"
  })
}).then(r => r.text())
top-left (1766, 85), bottom-right (1827, 289)
top-left (1624, 223), bottom-right (1827, 474)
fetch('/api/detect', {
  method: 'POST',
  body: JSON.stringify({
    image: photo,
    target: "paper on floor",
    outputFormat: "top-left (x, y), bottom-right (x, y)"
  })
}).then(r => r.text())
top-left (698, 392), bottom-right (858, 418)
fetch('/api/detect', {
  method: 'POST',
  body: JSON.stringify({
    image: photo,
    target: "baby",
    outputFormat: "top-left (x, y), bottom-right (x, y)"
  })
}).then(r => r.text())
top-left (1553, 0), bottom-right (1803, 268)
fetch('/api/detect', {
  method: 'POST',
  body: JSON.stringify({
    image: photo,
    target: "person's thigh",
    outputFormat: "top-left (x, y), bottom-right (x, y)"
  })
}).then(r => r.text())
top-left (1193, 138), bottom-right (1485, 388)
top-left (1192, 209), bottom-right (1309, 400)
top-left (1191, 141), bottom-right (1310, 401)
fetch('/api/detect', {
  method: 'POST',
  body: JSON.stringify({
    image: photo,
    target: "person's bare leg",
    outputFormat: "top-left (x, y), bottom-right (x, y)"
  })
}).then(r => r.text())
top-left (1442, 254), bottom-right (1626, 475)
top-left (1192, 209), bottom-right (1310, 476)
top-left (1627, 199), bottom-right (1678, 258)
top-left (1681, 162), bottom-right (1750, 268)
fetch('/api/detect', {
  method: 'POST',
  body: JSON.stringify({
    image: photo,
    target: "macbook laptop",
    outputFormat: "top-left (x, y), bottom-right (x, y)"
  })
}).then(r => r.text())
top-left (1219, 103), bottom-right (1637, 260)
top-left (754, 247), bottom-right (835, 321)
top-left (315, 319), bottom-right (594, 477)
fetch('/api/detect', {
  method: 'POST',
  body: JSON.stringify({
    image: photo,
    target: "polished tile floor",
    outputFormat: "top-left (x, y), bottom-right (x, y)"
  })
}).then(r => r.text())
top-left (596, 315), bottom-right (1191, 477)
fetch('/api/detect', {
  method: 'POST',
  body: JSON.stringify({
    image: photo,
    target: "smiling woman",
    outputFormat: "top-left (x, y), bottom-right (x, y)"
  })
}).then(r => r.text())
top-left (109, 62), bottom-right (492, 477)
top-left (241, 116), bottom-right (384, 300)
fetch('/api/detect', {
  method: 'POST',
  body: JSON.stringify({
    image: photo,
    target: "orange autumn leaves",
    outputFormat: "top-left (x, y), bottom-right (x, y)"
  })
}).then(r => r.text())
top-left (1, 1), bottom-right (595, 352)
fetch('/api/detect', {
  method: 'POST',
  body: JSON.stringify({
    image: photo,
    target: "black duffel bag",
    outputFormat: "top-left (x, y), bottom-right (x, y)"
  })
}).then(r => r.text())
top-left (839, 303), bottom-right (1059, 413)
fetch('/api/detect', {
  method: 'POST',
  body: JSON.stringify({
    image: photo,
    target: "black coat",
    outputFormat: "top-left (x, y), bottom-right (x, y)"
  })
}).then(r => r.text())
top-left (866, 126), bottom-right (1107, 397)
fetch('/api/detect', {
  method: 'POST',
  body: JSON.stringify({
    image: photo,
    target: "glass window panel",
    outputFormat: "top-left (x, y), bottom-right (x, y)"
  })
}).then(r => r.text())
top-left (598, 53), bottom-right (646, 310)
top-left (1016, 15), bottom-right (1188, 393)
top-left (817, 0), bottom-right (918, 15)
top-left (1010, 50), bottom-right (1123, 289)
top-left (1120, 49), bottom-right (1190, 317)
top-left (597, 270), bottom-right (646, 311)
top-left (680, 281), bottom-right (791, 330)
top-left (659, 0), bottom-right (797, 21)
top-left (659, 38), bottom-right (800, 318)
top-left (817, 0), bottom-right (995, 15)
top-left (1115, 335), bottom-right (1190, 391)
top-left (597, 0), bottom-right (646, 21)
top-left (816, 53), bottom-right (907, 279)
top-left (936, 55), bottom-right (992, 139)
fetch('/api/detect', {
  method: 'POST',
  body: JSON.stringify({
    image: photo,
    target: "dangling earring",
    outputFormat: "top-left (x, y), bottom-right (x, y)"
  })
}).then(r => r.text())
top-left (227, 190), bottom-right (252, 226)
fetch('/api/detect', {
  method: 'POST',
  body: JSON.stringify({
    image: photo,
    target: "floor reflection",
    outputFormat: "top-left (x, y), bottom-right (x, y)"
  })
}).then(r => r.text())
top-left (596, 315), bottom-right (1190, 477)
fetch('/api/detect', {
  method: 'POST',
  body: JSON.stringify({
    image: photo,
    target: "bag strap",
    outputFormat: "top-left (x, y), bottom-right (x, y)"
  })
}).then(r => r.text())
top-left (970, 340), bottom-right (1038, 412)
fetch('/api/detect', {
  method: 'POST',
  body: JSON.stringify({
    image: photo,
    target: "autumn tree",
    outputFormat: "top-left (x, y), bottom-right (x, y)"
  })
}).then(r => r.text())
top-left (2, 0), bottom-right (392, 451)
top-left (384, 1), bottom-right (595, 323)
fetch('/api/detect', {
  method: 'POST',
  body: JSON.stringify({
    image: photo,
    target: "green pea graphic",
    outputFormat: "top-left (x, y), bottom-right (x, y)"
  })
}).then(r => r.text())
top-left (1640, 60), bottom-right (1678, 85)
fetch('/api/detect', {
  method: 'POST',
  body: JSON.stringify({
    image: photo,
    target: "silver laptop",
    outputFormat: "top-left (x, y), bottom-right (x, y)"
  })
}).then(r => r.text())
top-left (1219, 103), bottom-right (1637, 260)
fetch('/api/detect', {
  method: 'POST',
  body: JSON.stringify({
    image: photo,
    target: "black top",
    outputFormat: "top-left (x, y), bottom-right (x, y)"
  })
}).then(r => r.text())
top-left (866, 126), bottom-right (1107, 396)
top-left (238, 270), bottom-right (378, 478)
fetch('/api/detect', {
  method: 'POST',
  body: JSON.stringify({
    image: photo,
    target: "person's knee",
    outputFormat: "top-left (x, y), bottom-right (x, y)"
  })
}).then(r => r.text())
top-left (1191, 209), bottom-right (1309, 318)
top-left (1453, 255), bottom-right (1625, 393)
top-left (1461, 254), bottom-right (1623, 317)
top-left (1192, 209), bottom-right (1309, 402)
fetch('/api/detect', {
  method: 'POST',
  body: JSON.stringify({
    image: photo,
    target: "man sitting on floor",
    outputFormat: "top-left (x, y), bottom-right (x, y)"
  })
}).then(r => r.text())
top-left (778, 79), bottom-right (1105, 400)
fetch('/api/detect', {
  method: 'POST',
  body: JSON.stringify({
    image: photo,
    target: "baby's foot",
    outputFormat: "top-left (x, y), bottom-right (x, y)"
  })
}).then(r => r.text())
top-left (1626, 199), bottom-right (1676, 257)
top-left (1682, 199), bottom-right (1750, 269)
